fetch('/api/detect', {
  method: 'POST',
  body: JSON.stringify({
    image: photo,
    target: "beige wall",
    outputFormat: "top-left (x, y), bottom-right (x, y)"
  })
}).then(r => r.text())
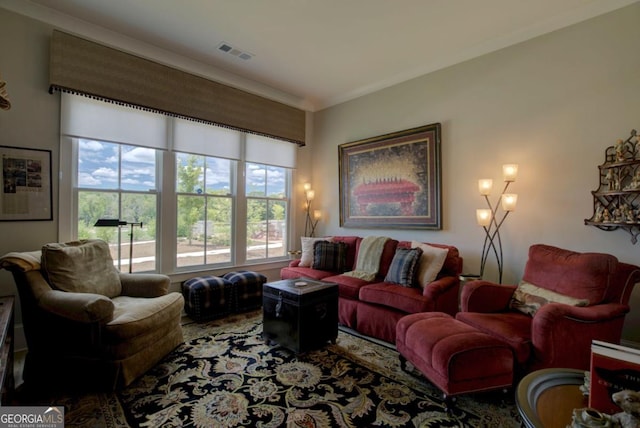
top-left (0, 9), bottom-right (59, 346)
top-left (1, 4), bottom-right (640, 345)
top-left (309, 4), bottom-right (640, 341)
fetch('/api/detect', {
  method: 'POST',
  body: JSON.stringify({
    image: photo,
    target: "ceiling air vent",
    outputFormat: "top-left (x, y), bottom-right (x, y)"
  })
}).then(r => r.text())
top-left (218, 42), bottom-right (253, 60)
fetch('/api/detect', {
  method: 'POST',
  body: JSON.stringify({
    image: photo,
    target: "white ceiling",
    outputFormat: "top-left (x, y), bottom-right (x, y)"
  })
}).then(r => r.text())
top-left (5, 0), bottom-right (640, 111)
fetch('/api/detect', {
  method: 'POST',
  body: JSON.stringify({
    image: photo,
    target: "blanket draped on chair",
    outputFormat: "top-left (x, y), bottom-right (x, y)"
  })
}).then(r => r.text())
top-left (343, 236), bottom-right (389, 281)
top-left (0, 251), bottom-right (42, 271)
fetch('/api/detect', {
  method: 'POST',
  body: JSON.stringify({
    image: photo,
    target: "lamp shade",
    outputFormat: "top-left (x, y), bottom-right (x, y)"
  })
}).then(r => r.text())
top-left (94, 218), bottom-right (126, 227)
top-left (501, 194), bottom-right (518, 211)
top-left (478, 179), bottom-right (493, 195)
top-left (476, 209), bottom-right (492, 226)
top-left (503, 164), bottom-right (518, 182)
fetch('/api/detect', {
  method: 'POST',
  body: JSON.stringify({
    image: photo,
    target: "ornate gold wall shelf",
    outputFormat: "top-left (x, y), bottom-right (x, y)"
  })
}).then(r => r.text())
top-left (585, 129), bottom-right (640, 243)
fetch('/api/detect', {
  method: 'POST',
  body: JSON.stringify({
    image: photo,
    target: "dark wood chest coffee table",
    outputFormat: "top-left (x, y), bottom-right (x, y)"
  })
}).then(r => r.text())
top-left (262, 279), bottom-right (338, 353)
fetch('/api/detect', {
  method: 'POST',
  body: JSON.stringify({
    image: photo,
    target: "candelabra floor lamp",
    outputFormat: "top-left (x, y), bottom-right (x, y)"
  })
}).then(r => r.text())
top-left (476, 164), bottom-right (518, 283)
top-left (94, 218), bottom-right (143, 273)
top-left (303, 183), bottom-right (321, 237)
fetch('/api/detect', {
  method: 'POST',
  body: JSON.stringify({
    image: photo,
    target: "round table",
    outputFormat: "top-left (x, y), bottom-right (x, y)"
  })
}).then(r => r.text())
top-left (516, 368), bottom-right (588, 428)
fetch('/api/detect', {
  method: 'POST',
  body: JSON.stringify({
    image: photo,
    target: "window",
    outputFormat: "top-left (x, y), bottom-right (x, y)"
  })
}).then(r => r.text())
top-left (246, 163), bottom-right (288, 260)
top-left (60, 93), bottom-right (295, 274)
top-left (77, 140), bottom-right (159, 272)
top-left (176, 153), bottom-right (234, 268)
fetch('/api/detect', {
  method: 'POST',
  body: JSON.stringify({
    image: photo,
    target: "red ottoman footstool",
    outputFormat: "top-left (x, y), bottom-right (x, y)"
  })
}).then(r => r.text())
top-left (396, 312), bottom-right (514, 404)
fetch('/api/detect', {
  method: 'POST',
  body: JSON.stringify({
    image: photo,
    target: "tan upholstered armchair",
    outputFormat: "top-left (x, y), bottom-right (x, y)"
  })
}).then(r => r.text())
top-left (0, 239), bottom-right (184, 390)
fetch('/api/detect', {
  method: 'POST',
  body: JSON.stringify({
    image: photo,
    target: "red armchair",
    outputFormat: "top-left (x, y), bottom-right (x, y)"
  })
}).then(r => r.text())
top-left (456, 244), bottom-right (640, 375)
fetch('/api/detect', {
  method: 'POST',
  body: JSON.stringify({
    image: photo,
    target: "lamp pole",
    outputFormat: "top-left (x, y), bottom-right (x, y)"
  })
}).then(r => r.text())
top-left (94, 219), bottom-right (142, 273)
top-left (303, 184), bottom-right (321, 237)
top-left (476, 165), bottom-right (518, 283)
top-left (127, 222), bottom-right (143, 273)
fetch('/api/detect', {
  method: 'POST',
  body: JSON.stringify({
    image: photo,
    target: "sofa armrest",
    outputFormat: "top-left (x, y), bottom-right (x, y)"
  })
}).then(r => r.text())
top-left (288, 259), bottom-right (301, 268)
top-left (460, 281), bottom-right (516, 312)
top-left (422, 276), bottom-right (457, 298)
top-left (39, 289), bottom-right (114, 323)
top-left (120, 273), bottom-right (170, 297)
top-left (534, 302), bottom-right (629, 326)
top-left (531, 302), bottom-right (630, 369)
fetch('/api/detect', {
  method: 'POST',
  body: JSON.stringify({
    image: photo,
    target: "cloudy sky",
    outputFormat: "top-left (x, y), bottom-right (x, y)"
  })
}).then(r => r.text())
top-left (78, 139), bottom-right (285, 195)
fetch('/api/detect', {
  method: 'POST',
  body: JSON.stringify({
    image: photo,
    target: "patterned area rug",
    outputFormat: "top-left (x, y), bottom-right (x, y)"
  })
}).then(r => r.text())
top-left (15, 311), bottom-right (522, 427)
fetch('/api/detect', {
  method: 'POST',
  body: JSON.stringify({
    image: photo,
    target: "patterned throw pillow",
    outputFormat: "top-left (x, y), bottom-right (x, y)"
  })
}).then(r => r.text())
top-left (312, 241), bottom-right (348, 272)
top-left (384, 247), bottom-right (423, 287)
top-left (509, 280), bottom-right (590, 316)
top-left (299, 237), bottom-right (331, 267)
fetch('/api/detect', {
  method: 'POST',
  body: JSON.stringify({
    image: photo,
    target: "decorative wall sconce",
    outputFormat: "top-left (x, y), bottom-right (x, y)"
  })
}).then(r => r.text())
top-left (476, 164), bottom-right (519, 283)
top-left (303, 183), bottom-right (321, 237)
top-left (94, 218), bottom-right (143, 273)
top-left (0, 73), bottom-right (11, 111)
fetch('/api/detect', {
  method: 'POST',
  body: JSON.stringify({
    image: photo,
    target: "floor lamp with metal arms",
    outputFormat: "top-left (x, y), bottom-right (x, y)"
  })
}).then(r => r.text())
top-left (94, 219), bottom-right (143, 273)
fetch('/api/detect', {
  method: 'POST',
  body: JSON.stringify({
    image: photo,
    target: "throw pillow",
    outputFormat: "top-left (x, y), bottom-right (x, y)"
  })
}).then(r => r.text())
top-left (299, 236), bottom-right (331, 267)
top-left (411, 241), bottom-right (449, 287)
top-left (384, 247), bottom-right (423, 287)
top-left (312, 241), bottom-right (348, 272)
top-left (41, 239), bottom-right (122, 298)
top-left (509, 280), bottom-right (590, 316)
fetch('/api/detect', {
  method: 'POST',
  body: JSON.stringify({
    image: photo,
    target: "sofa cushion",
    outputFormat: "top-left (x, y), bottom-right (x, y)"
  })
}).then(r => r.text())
top-left (331, 236), bottom-right (361, 271)
top-left (455, 311), bottom-right (533, 364)
top-left (312, 241), bottom-right (348, 272)
top-left (384, 247), bottom-right (423, 287)
top-left (106, 293), bottom-right (184, 357)
top-left (437, 245), bottom-right (462, 277)
top-left (398, 241), bottom-right (460, 279)
top-left (42, 239), bottom-right (122, 298)
top-left (378, 239), bottom-right (400, 279)
top-left (509, 280), bottom-right (589, 316)
top-left (280, 266), bottom-right (336, 281)
top-left (360, 282), bottom-right (433, 314)
top-left (344, 236), bottom-right (390, 281)
top-left (299, 236), bottom-right (331, 267)
top-left (522, 244), bottom-right (617, 305)
top-left (323, 274), bottom-right (372, 300)
top-left (411, 241), bottom-right (449, 286)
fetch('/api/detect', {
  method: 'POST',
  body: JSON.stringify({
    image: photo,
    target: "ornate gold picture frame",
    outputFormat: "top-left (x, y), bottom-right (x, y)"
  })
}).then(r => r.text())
top-left (338, 123), bottom-right (441, 229)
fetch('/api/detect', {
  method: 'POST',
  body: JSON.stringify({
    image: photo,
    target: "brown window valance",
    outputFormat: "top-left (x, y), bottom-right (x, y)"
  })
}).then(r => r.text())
top-left (49, 30), bottom-right (305, 146)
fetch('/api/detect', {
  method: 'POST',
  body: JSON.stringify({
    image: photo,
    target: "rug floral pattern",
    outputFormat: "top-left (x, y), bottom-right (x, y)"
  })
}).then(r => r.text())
top-left (14, 310), bottom-right (522, 427)
top-left (117, 312), bottom-right (521, 427)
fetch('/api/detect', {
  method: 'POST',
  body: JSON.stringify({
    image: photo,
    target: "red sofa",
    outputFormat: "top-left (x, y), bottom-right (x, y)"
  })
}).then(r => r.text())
top-left (280, 236), bottom-right (463, 343)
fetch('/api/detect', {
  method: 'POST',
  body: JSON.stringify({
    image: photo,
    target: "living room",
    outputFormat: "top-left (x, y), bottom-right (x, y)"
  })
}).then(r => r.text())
top-left (0, 1), bottom-right (639, 424)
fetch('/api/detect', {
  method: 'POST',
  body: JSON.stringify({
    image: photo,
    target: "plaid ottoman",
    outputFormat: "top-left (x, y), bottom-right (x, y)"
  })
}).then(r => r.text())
top-left (182, 275), bottom-right (233, 321)
top-left (223, 270), bottom-right (267, 313)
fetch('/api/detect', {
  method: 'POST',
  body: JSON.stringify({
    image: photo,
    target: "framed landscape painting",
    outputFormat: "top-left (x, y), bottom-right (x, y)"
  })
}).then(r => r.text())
top-left (338, 123), bottom-right (441, 229)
